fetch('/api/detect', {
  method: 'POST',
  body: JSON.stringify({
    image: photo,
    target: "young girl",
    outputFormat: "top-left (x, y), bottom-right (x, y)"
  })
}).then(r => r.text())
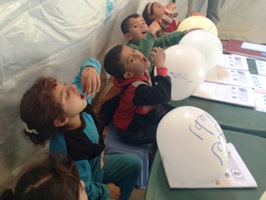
top-left (19, 58), bottom-right (141, 200)
top-left (142, 2), bottom-right (179, 37)
top-left (0, 153), bottom-right (87, 200)
top-left (142, 2), bottom-right (204, 37)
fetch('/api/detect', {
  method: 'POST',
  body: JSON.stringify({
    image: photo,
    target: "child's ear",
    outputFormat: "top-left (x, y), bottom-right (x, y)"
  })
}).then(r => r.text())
top-left (54, 117), bottom-right (69, 127)
top-left (123, 72), bottom-right (134, 79)
top-left (124, 33), bottom-right (132, 41)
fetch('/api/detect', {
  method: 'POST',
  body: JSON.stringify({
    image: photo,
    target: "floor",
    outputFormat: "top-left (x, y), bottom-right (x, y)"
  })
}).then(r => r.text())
top-left (130, 188), bottom-right (145, 200)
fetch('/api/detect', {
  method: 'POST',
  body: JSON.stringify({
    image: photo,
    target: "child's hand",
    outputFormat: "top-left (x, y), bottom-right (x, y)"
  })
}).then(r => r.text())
top-left (190, 11), bottom-right (205, 17)
top-left (150, 47), bottom-right (165, 67)
top-left (165, 3), bottom-right (178, 18)
top-left (148, 21), bottom-right (161, 36)
top-left (165, 2), bottom-right (176, 11)
top-left (81, 67), bottom-right (101, 96)
top-left (107, 183), bottom-right (121, 200)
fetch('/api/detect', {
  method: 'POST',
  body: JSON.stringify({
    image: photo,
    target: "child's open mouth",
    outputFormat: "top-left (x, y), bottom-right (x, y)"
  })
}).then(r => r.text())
top-left (81, 93), bottom-right (86, 99)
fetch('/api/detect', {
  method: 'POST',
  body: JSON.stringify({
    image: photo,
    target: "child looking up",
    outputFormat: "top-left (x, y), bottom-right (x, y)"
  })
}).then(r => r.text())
top-left (121, 13), bottom-right (189, 73)
top-left (142, 2), bottom-right (179, 36)
top-left (19, 58), bottom-right (141, 200)
top-left (0, 153), bottom-right (87, 200)
top-left (142, 2), bottom-right (204, 37)
top-left (103, 45), bottom-right (174, 163)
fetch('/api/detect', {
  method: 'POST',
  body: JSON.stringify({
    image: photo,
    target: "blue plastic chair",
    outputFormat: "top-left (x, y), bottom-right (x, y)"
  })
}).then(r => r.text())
top-left (104, 122), bottom-right (149, 189)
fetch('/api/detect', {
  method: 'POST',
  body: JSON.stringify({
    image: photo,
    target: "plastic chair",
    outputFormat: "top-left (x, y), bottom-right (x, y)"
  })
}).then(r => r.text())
top-left (104, 122), bottom-right (149, 189)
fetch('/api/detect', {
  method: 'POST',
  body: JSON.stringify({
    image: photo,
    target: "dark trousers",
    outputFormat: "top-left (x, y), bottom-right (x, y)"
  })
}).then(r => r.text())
top-left (117, 104), bottom-right (174, 165)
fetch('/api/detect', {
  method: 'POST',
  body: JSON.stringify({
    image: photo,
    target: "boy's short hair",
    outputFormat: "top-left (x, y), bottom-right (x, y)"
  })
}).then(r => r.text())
top-left (121, 13), bottom-right (140, 34)
top-left (104, 45), bottom-right (125, 79)
top-left (142, 3), bottom-right (154, 26)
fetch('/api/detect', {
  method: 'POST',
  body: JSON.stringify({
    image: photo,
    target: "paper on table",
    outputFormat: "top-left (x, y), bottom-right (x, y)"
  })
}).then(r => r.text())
top-left (241, 42), bottom-right (266, 53)
top-left (205, 66), bottom-right (252, 88)
top-left (255, 60), bottom-right (266, 76)
top-left (251, 74), bottom-right (266, 93)
top-left (192, 82), bottom-right (255, 108)
top-left (218, 54), bottom-right (249, 71)
top-left (223, 39), bottom-right (266, 61)
top-left (260, 191), bottom-right (266, 200)
top-left (254, 92), bottom-right (266, 112)
top-left (163, 143), bottom-right (257, 189)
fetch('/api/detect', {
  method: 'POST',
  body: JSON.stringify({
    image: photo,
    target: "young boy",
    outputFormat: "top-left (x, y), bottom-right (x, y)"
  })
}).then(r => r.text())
top-left (19, 58), bottom-right (141, 200)
top-left (103, 45), bottom-right (174, 162)
top-left (121, 13), bottom-right (185, 73)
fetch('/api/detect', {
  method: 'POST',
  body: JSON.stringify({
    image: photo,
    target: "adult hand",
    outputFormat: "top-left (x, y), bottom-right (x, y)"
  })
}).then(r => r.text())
top-left (107, 183), bottom-right (121, 200)
top-left (81, 67), bottom-right (101, 96)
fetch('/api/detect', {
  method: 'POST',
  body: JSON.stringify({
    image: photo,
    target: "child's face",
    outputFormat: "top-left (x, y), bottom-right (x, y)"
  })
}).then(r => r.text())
top-left (120, 45), bottom-right (151, 77)
top-left (79, 181), bottom-right (88, 200)
top-left (125, 16), bottom-right (149, 41)
top-left (54, 82), bottom-right (87, 121)
top-left (148, 2), bottom-right (165, 19)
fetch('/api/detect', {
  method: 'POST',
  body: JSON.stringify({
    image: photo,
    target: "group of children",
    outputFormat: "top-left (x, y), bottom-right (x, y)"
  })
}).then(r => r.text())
top-left (1, 2), bottom-right (204, 200)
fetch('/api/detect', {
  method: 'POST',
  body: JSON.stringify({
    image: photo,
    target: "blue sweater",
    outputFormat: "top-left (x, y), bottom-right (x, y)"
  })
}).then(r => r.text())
top-left (49, 58), bottom-right (110, 200)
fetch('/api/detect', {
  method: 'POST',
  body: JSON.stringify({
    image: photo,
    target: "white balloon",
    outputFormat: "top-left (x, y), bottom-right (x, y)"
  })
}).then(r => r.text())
top-left (177, 16), bottom-right (218, 36)
top-left (157, 106), bottom-right (228, 183)
top-left (179, 30), bottom-right (223, 71)
top-left (164, 45), bottom-right (206, 101)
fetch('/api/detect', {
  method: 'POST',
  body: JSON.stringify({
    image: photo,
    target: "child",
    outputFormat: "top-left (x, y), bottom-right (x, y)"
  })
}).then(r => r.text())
top-left (19, 58), bottom-right (141, 200)
top-left (142, 2), bottom-right (205, 37)
top-left (103, 45), bottom-right (174, 163)
top-left (0, 153), bottom-right (87, 200)
top-left (121, 13), bottom-right (187, 73)
top-left (142, 2), bottom-right (179, 36)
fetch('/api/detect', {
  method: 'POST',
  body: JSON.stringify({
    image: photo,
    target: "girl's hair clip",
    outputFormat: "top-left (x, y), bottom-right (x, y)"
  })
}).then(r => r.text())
top-left (25, 127), bottom-right (38, 135)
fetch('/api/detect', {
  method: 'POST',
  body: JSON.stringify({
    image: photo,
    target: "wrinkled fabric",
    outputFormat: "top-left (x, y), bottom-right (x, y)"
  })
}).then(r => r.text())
top-left (0, 0), bottom-right (140, 190)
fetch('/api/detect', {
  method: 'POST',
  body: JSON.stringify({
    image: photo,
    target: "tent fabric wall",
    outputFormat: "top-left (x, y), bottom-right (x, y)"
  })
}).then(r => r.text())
top-left (0, 0), bottom-right (265, 191)
top-left (0, 0), bottom-right (141, 190)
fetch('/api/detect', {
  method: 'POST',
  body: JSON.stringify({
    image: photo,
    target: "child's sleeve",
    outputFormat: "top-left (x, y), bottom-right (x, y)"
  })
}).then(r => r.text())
top-left (132, 74), bottom-right (172, 106)
top-left (159, 13), bottom-right (174, 29)
top-left (154, 31), bottom-right (185, 49)
top-left (76, 160), bottom-right (110, 200)
top-left (73, 58), bottom-right (101, 103)
top-left (80, 58), bottom-right (101, 75)
top-left (128, 32), bottom-right (155, 60)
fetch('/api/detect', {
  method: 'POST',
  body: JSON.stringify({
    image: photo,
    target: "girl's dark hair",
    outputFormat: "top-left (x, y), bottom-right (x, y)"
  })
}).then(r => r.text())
top-left (120, 13), bottom-right (140, 34)
top-left (20, 77), bottom-right (66, 147)
top-left (142, 3), bottom-right (154, 26)
top-left (0, 153), bottom-right (81, 200)
top-left (104, 45), bottom-right (125, 79)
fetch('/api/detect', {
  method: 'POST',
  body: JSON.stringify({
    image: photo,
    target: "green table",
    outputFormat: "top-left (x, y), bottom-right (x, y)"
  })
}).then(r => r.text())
top-left (145, 130), bottom-right (266, 200)
top-left (170, 59), bottom-right (266, 138)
